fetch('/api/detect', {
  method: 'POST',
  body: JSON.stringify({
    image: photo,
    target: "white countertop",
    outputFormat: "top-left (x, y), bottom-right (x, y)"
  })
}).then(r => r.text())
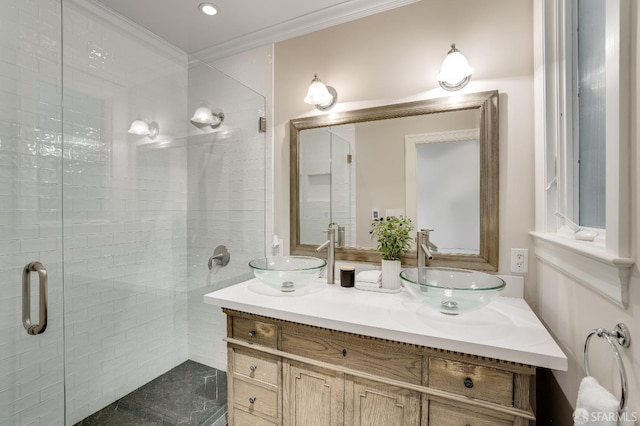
top-left (204, 279), bottom-right (567, 371)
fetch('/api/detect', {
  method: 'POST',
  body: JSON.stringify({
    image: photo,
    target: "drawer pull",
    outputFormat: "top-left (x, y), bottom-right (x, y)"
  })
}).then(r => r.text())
top-left (249, 396), bottom-right (257, 404)
top-left (342, 349), bottom-right (347, 357)
top-left (248, 330), bottom-right (256, 338)
top-left (249, 364), bottom-right (258, 372)
top-left (463, 377), bottom-right (474, 389)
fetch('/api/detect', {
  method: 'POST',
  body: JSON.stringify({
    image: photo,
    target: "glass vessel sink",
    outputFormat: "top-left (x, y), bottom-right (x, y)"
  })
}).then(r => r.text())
top-left (400, 267), bottom-right (505, 315)
top-left (248, 256), bottom-right (326, 294)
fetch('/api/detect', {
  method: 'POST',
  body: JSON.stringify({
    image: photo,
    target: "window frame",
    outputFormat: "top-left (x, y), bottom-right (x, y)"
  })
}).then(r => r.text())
top-left (532, 0), bottom-right (634, 308)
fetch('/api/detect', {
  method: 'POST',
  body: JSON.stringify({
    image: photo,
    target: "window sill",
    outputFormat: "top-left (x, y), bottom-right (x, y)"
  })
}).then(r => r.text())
top-left (530, 232), bottom-right (634, 308)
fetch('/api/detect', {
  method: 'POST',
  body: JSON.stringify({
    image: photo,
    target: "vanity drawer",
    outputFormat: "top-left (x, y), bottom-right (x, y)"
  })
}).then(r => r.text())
top-left (233, 348), bottom-right (279, 386)
top-left (233, 408), bottom-right (278, 426)
top-left (232, 316), bottom-right (278, 348)
top-left (281, 323), bottom-right (422, 385)
top-left (428, 400), bottom-right (513, 426)
top-left (233, 378), bottom-right (278, 419)
top-left (428, 357), bottom-right (513, 406)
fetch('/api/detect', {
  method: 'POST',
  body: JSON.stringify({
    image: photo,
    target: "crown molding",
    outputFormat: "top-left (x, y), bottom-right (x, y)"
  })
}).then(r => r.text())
top-left (192, 0), bottom-right (419, 63)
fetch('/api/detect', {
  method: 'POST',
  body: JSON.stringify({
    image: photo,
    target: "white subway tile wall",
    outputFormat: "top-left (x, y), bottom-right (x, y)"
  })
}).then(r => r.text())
top-left (1, 0), bottom-right (266, 424)
top-left (185, 62), bottom-right (266, 370)
top-left (299, 127), bottom-right (354, 247)
top-left (61, 2), bottom-right (191, 423)
top-left (0, 0), bottom-right (66, 425)
top-left (207, 44), bottom-right (274, 260)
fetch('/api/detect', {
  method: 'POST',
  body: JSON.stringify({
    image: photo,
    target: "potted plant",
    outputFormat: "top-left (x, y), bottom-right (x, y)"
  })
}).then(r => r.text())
top-left (370, 216), bottom-right (414, 289)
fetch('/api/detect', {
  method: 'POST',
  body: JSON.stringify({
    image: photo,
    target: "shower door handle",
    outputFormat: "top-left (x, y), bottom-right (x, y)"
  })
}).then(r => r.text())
top-left (22, 261), bottom-right (48, 335)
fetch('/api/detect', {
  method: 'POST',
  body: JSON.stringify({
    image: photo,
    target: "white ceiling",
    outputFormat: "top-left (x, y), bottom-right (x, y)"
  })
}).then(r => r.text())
top-left (94, 0), bottom-right (417, 58)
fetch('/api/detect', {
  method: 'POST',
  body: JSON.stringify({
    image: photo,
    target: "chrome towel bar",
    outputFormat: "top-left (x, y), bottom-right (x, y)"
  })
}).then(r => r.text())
top-left (583, 323), bottom-right (630, 411)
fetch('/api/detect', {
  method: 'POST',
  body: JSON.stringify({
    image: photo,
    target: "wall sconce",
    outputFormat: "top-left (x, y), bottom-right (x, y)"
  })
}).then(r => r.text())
top-left (190, 103), bottom-right (224, 128)
top-left (128, 118), bottom-right (158, 139)
top-left (304, 74), bottom-right (337, 111)
top-left (437, 43), bottom-right (474, 91)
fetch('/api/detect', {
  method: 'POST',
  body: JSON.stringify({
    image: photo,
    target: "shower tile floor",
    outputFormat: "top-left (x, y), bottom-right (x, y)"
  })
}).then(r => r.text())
top-left (75, 360), bottom-right (227, 426)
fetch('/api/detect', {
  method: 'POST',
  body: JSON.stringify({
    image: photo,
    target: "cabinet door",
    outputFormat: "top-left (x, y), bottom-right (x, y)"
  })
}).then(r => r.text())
top-left (284, 361), bottom-right (344, 426)
top-left (345, 376), bottom-right (421, 426)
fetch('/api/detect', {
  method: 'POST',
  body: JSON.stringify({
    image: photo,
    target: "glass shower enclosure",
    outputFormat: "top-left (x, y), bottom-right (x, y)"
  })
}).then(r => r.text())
top-left (0, 0), bottom-right (266, 424)
top-left (298, 126), bottom-right (354, 247)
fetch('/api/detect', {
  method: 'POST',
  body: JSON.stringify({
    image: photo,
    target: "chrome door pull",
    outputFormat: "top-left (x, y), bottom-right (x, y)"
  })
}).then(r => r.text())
top-left (22, 261), bottom-right (48, 335)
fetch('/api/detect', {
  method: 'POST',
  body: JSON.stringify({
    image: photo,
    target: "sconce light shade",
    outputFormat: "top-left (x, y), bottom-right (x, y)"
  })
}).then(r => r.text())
top-left (128, 118), bottom-right (158, 139)
top-left (437, 44), bottom-right (474, 91)
top-left (190, 103), bottom-right (224, 128)
top-left (304, 74), bottom-right (337, 111)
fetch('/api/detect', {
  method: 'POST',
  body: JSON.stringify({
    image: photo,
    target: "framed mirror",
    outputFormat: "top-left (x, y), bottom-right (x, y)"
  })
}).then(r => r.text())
top-left (290, 90), bottom-right (499, 271)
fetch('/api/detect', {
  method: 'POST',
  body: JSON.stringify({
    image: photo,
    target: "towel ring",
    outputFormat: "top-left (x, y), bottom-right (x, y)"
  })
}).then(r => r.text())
top-left (583, 323), bottom-right (630, 412)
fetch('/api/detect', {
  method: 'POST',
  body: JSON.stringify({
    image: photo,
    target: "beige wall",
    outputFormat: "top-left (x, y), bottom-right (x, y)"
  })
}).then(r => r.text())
top-left (274, 0), bottom-right (536, 299)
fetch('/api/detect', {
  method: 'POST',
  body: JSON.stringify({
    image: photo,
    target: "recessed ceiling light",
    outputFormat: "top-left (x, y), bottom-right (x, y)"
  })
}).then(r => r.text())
top-left (198, 3), bottom-right (218, 16)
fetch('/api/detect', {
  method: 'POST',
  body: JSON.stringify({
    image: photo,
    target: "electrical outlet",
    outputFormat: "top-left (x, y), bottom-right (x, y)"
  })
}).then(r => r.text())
top-left (510, 248), bottom-right (528, 273)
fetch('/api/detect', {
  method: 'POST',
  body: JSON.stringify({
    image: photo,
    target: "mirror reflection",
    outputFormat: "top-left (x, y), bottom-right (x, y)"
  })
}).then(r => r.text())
top-left (290, 91), bottom-right (499, 271)
top-left (408, 124), bottom-right (480, 254)
top-left (299, 109), bottom-right (480, 254)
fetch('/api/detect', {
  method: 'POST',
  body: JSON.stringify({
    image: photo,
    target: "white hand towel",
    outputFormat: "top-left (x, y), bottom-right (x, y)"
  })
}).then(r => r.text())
top-left (355, 281), bottom-right (381, 290)
top-left (574, 376), bottom-right (632, 425)
top-left (618, 409), bottom-right (636, 425)
top-left (355, 270), bottom-right (381, 284)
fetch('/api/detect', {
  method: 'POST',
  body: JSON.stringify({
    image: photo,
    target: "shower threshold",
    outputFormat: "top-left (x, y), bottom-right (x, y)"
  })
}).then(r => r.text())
top-left (75, 360), bottom-right (227, 426)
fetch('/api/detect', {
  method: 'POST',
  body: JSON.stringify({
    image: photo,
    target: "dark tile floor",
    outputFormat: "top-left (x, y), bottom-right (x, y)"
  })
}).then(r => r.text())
top-left (75, 360), bottom-right (227, 426)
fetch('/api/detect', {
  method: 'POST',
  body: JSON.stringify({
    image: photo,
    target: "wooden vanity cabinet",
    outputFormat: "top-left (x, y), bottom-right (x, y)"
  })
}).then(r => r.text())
top-left (228, 346), bottom-right (281, 426)
top-left (284, 361), bottom-right (344, 426)
top-left (282, 361), bottom-right (421, 426)
top-left (223, 309), bottom-right (536, 426)
top-left (345, 375), bottom-right (421, 425)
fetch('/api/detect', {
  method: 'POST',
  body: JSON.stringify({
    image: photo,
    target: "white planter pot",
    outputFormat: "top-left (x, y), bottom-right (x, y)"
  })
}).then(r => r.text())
top-left (381, 259), bottom-right (402, 290)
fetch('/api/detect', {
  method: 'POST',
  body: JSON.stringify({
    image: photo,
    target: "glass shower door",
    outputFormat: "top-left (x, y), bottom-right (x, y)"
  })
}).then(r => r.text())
top-left (0, 0), bottom-right (66, 424)
top-left (298, 126), bottom-right (353, 246)
top-left (329, 130), bottom-right (353, 247)
top-left (1, 1), bottom-right (267, 423)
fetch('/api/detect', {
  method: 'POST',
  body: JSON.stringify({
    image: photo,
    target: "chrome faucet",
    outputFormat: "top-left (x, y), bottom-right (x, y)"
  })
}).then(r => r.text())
top-left (316, 224), bottom-right (338, 284)
top-left (337, 225), bottom-right (345, 248)
top-left (417, 229), bottom-right (437, 268)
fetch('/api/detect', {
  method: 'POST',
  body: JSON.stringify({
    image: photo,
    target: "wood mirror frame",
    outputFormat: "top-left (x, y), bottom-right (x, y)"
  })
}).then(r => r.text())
top-left (290, 90), bottom-right (499, 271)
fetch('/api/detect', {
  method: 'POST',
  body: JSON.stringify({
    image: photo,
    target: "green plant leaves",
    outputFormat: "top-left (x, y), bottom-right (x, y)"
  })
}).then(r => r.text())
top-left (370, 216), bottom-right (414, 261)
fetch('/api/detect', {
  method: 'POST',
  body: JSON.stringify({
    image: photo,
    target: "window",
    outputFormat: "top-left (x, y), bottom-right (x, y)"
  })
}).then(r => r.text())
top-left (531, 0), bottom-right (633, 307)
top-left (573, 0), bottom-right (606, 228)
